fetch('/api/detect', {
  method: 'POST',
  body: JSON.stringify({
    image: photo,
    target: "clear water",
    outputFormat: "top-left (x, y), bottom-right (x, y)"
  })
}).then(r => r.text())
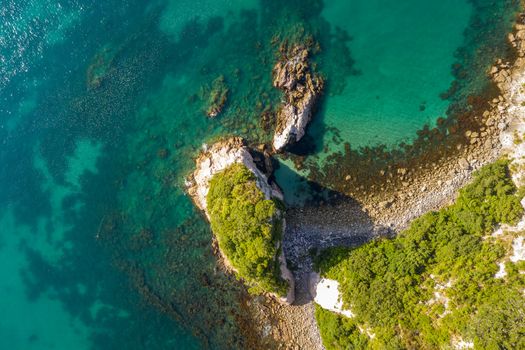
top-left (318, 0), bottom-right (471, 148)
top-left (0, 0), bottom-right (519, 349)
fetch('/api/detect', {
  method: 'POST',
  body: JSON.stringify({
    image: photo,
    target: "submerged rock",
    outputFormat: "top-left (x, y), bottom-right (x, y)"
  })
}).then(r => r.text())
top-left (272, 45), bottom-right (324, 151)
top-left (86, 44), bottom-right (118, 89)
top-left (186, 137), bottom-right (295, 304)
top-left (205, 75), bottom-right (229, 118)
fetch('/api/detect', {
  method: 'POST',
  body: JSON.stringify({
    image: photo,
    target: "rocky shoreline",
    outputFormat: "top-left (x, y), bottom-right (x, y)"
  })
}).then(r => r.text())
top-left (362, 21), bottom-right (525, 232)
top-left (184, 18), bottom-right (525, 350)
top-left (270, 16), bottom-right (525, 350)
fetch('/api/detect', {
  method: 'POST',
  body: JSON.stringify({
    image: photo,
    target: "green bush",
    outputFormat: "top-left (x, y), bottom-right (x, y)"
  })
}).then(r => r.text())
top-left (315, 305), bottom-right (369, 350)
top-left (207, 163), bottom-right (287, 295)
top-left (315, 159), bottom-right (524, 349)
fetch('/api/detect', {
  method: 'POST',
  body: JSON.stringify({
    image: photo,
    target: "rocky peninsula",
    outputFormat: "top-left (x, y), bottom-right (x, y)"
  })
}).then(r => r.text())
top-left (272, 45), bottom-right (324, 151)
top-left (186, 137), bottom-right (294, 304)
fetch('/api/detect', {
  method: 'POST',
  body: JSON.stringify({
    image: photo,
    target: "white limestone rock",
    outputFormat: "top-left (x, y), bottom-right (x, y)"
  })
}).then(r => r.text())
top-left (310, 273), bottom-right (354, 318)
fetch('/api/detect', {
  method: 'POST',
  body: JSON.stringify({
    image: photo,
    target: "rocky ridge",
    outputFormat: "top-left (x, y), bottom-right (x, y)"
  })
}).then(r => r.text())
top-left (272, 45), bottom-right (324, 151)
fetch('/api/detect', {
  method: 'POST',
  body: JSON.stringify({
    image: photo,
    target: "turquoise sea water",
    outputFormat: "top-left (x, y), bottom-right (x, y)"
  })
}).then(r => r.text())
top-left (319, 0), bottom-right (471, 149)
top-left (0, 1), bottom-right (519, 349)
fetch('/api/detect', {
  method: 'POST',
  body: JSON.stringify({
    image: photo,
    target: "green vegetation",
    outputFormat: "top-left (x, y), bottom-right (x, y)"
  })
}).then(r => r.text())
top-left (513, 130), bottom-right (523, 145)
top-left (315, 160), bottom-right (525, 349)
top-left (207, 163), bottom-right (287, 295)
top-left (315, 305), bottom-right (370, 349)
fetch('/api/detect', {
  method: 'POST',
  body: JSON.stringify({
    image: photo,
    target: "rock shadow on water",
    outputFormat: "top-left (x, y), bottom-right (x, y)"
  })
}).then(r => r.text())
top-left (275, 160), bottom-right (392, 305)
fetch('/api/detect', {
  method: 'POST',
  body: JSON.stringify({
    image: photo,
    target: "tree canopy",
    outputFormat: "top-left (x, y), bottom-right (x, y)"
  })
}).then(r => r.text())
top-left (315, 159), bottom-right (525, 349)
top-left (207, 163), bottom-right (287, 295)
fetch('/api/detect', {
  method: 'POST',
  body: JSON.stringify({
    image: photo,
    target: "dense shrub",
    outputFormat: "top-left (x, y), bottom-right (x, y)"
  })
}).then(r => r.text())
top-left (315, 305), bottom-right (369, 350)
top-left (207, 163), bottom-right (287, 295)
top-left (316, 160), bottom-right (525, 349)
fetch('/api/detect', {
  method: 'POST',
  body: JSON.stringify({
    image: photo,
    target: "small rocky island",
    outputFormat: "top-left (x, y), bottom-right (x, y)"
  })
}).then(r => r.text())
top-left (272, 45), bottom-right (324, 151)
top-left (186, 137), bottom-right (294, 303)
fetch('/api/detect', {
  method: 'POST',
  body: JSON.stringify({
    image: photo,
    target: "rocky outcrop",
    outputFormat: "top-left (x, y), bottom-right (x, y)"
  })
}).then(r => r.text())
top-left (489, 25), bottom-right (525, 279)
top-left (496, 24), bottom-right (525, 188)
top-left (186, 137), bottom-right (295, 304)
top-left (187, 137), bottom-right (281, 213)
top-left (272, 45), bottom-right (324, 151)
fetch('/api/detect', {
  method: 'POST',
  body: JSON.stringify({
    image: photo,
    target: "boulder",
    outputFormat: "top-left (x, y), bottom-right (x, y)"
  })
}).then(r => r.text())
top-left (458, 158), bottom-right (470, 170)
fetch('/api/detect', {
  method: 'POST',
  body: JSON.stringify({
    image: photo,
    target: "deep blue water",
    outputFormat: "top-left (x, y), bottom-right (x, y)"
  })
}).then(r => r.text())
top-left (0, 0), bottom-right (519, 349)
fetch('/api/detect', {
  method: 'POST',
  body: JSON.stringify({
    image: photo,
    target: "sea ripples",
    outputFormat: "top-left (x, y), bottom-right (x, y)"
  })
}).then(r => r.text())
top-left (0, 0), bottom-right (85, 90)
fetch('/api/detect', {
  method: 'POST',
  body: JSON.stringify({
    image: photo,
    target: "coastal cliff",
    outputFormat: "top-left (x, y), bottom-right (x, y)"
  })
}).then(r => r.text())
top-left (187, 137), bottom-right (295, 304)
top-left (272, 45), bottom-right (324, 151)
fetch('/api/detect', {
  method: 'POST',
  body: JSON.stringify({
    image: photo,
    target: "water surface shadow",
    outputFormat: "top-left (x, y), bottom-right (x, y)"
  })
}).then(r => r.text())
top-left (271, 163), bottom-right (392, 305)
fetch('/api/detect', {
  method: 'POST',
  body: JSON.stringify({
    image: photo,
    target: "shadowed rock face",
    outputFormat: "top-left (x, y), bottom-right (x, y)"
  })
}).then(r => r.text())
top-left (272, 45), bottom-right (324, 151)
top-left (186, 137), bottom-right (295, 304)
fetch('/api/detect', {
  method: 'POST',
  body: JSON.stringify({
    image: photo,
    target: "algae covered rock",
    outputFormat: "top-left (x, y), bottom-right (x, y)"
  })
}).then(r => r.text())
top-left (205, 75), bottom-right (229, 118)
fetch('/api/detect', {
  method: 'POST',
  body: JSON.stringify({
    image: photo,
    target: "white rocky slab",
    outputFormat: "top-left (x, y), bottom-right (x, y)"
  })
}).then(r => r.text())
top-left (310, 273), bottom-right (354, 318)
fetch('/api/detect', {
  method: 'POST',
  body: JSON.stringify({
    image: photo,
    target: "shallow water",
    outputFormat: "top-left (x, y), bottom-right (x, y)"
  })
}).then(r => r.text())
top-left (319, 0), bottom-right (471, 148)
top-left (0, 0), bottom-right (520, 349)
